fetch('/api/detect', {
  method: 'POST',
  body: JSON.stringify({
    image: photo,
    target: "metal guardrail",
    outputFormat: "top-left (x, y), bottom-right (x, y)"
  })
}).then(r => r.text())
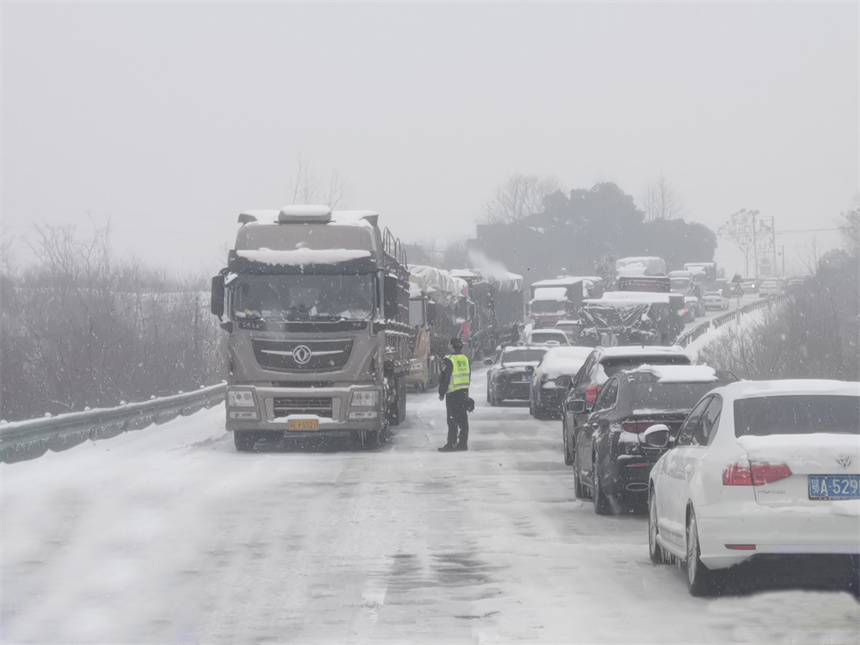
top-left (0, 384), bottom-right (226, 465)
top-left (676, 296), bottom-right (783, 348)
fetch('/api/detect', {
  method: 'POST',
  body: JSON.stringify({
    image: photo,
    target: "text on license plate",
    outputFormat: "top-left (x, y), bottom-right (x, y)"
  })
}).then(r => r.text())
top-left (808, 475), bottom-right (860, 499)
top-left (288, 419), bottom-right (319, 431)
top-left (522, 375), bottom-right (532, 382)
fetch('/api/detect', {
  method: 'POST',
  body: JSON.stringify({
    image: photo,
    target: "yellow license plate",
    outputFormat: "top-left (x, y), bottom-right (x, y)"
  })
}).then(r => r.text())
top-left (288, 419), bottom-right (319, 431)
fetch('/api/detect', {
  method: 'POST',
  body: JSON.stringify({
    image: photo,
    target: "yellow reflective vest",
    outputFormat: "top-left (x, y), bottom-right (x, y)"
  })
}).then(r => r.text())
top-left (445, 354), bottom-right (470, 394)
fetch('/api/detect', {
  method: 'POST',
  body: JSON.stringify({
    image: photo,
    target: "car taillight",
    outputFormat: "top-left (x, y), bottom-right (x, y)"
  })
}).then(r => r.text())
top-left (586, 386), bottom-right (601, 402)
top-left (723, 462), bottom-right (792, 486)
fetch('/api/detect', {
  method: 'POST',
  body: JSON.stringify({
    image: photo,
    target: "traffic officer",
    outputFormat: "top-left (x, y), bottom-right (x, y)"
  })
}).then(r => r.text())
top-left (438, 337), bottom-right (471, 452)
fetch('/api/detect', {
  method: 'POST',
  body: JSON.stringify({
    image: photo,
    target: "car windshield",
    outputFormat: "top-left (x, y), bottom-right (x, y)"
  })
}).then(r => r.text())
top-left (529, 332), bottom-right (567, 344)
top-left (233, 274), bottom-right (375, 322)
top-left (502, 349), bottom-right (546, 365)
top-left (734, 395), bottom-right (860, 436)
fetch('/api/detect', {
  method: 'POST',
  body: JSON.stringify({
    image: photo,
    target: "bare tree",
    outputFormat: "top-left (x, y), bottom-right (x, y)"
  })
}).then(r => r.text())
top-left (838, 206), bottom-right (859, 254)
top-left (642, 172), bottom-right (683, 221)
top-left (719, 209), bottom-right (772, 277)
top-left (288, 152), bottom-right (349, 208)
top-left (484, 175), bottom-right (560, 224)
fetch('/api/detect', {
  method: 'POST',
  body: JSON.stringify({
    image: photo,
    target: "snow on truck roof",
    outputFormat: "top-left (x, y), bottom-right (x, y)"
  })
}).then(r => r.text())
top-left (238, 206), bottom-right (377, 229)
top-left (628, 365), bottom-right (718, 382)
top-left (234, 248), bottom-right (372, 266)
top-left (533, 287), bottom-right (569, 301)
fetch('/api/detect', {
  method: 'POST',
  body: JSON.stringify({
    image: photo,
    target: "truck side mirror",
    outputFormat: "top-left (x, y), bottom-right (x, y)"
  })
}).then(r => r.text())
top-left (211, 275), bottom-right (225, 318)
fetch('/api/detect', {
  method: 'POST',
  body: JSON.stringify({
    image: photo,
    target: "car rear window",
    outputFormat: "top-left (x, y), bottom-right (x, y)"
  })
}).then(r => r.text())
top-left (530, 332), bottom-right (565, 343)
top-left (734, 395), bottom-right (860, 437)
top-left (631, 380), bottom-right (724, 410)
top-left (601, 355), bottom-right (690, 378)
top-left (503, 349), bottom-right (546, 364)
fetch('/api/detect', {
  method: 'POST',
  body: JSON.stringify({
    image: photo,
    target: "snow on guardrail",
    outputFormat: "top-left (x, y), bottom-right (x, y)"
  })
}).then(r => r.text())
top-left (675, 296), bottom-right (785, 348)
top-left (0, 384), bottom-right (226, 464)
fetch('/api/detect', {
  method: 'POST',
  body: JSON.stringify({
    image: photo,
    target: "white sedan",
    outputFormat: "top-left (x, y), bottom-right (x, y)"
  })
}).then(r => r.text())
top-left (646, 380), bottom-right (860, 596)
top-left (701, 290), bottom-right (729, 311)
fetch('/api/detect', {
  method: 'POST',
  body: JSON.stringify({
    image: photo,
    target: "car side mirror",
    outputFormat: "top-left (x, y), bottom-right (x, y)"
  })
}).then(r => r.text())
top-left (555, 375), bottom-right (571, 389)
top-left (568, 399), bottom-right (586, 414)
top-left (643, 424), bottom-right (670, 448)
top-left (483, 358), bottom-right (494, 366)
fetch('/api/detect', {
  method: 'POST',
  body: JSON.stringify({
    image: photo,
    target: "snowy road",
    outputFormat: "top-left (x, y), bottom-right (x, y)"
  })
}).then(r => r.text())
top-left (3, 363), bottom-right (859, 644)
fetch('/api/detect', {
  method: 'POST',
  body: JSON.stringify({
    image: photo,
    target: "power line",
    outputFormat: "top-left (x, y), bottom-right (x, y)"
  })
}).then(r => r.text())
top-left (778, 227), bottom-right (841, 233)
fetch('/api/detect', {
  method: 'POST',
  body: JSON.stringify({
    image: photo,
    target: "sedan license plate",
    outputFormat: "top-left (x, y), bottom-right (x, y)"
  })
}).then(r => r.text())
top-left (808, 475), bottom-right (860, 500)
top-left (522, 374), bottom-right (532, 382)
top-left (288, 419), bottom-right (319, 431)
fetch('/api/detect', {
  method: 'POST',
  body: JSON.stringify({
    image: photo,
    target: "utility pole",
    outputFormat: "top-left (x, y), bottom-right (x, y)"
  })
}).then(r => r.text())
top-left (751, 211), bottom-right (758, 279)
top-left (770, 217), bottom-right (777, 277)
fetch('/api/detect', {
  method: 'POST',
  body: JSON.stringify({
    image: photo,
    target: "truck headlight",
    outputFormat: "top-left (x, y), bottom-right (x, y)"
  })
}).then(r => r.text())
top-left (227, 389), bottom-right (256, 407)
top-left (350, 391), bottom-right (378, 407)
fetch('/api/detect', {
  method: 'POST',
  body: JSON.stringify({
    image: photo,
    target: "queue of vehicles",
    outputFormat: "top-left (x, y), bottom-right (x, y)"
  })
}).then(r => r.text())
top-left (493, 333), bottom-right (860, 598)
top-left (210, 215), bottom-right (856, 598)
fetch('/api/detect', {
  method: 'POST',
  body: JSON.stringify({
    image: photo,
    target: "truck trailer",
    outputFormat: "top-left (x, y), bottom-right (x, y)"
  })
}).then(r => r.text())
top-left (528, 277), bottom-right (585, 328)
top-left (210, 205), bottom-right (411, 451)
top-left (407, 265), bottom-right (466, 391)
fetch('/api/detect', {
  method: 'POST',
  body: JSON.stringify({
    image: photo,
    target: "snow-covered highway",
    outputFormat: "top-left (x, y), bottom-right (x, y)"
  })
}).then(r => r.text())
top-left (3, 364), bottom-right (859, 644)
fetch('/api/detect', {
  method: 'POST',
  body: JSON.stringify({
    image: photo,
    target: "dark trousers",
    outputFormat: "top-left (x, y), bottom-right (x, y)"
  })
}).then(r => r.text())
top-left (445, 389), bottom-right (470, 447)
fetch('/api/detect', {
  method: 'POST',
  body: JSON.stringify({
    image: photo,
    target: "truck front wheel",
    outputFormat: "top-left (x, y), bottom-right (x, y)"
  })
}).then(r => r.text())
top-left (234, 430), bottom-right (258, 452)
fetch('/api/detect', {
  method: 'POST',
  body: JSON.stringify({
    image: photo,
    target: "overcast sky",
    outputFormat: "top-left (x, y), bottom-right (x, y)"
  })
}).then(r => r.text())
top-left (3, 2), bottom-right (857, 278)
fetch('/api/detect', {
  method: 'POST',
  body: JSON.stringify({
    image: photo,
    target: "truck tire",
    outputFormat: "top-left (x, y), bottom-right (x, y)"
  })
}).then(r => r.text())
top-left (389, 376), bottom-right (406, 426)
top-left (234, 430), bottom-right (257, 452)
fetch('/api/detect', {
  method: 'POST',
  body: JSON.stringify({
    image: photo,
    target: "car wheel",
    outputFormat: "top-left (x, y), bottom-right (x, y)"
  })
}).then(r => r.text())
top-left (648, 490), bottom-right (668, 564)
top-left (592, 460), bottom-right (612, 515)
top-left (686, 508), bottom-right (715, 596)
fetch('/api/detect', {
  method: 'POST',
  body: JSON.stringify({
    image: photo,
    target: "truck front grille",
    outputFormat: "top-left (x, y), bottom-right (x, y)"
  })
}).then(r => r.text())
top-left (252, 339), bottom-right (353, 372)
top-left (272, 397), bottom-right (333, 418)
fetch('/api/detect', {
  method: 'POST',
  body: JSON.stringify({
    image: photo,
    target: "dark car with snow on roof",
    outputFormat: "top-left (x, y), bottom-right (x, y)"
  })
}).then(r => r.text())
top-left (560, 345), bottom-right (692, 470)
top-left (571, 364), bottom-right (737, 515)
top-left (485, 346), bottom-right (548, 406)
top-left (529, 346), bottom-right (592, 420)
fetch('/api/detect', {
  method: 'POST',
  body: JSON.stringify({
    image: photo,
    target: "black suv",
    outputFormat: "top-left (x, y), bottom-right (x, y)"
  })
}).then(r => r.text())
top-left (559, 346), bottom-right (691, 472)
top-left (570, 365), bottom-right (736, 515)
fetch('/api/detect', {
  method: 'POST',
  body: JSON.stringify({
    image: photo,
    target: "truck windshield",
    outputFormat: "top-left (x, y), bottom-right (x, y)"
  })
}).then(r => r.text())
top-left (233, 274), bottom-right (375, 322)
top-left (531, 300), bottom-right (565, 314)
top-left (670, 277), bottom-right (691, 291)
